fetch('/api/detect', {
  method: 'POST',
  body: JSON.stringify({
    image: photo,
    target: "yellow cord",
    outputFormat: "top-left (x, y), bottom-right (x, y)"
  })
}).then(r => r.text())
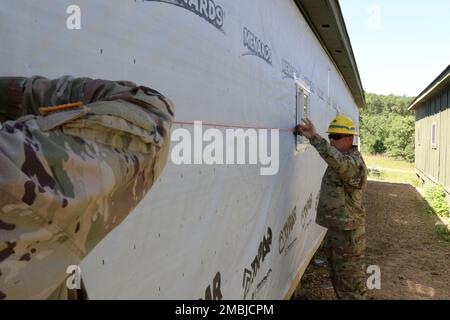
top-left (39, 102), bottom-right (83, 114)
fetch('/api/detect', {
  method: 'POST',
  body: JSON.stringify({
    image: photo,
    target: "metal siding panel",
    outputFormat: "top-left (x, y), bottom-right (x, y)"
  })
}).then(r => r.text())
top-left (421, 107), bottom-right (425, 173)
top-left (423, 105), bottom-right (427, 174)
top-left (424, 106), bottom-right (427, 169)
top-left (434, 94), bottom-right (437, 111)
top-left (432, 114), bottom-right (436, 180)
top-left (444, 108), bottom-right (449, 188)
top-left (429, 103), bottom-right (433, 177)
top-left (439, 108), bottom-right (446, 184)
top-left (422, 107), bottom-right (427, 173)
top-left (434, 112), bottom-right (437, 180)
top-left (438, 91), bottom-right (441, 109)
top-left (447, 108), bottom-right (450, 189)
top-left (435, 95), bottom-right (439, 114)
top-left (430, 109), bottom-right (435, 180)
top-left (448, 86), bottom-right (450, 107)
top-left (425, 105), bottom-right (430, 176)
top-left (437, 95), bottom-right (440, 113)
top-left (442, 90), bottom-right (447, 111)
top-left (444, 87), bottom-right (449, 188)
top-left (415, 120), bottom-right (421, 171)
top-left (414, 120), bottom-right (423, 169)
top-left (419, 116), bottom-right (425, 172)
top-left (435, 113), bottom-right (440, 180)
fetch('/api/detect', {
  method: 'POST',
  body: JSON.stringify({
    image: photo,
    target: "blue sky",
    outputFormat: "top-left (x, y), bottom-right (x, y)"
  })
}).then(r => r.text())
top-left (339, 0), bottom-right (450, 97)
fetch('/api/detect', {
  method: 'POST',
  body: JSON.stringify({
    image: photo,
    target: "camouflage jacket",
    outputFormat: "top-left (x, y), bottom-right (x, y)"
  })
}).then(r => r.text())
top-left (0, 76), bottom-right (174, 299)
top-left (309, 134), bottom-right (367, 231)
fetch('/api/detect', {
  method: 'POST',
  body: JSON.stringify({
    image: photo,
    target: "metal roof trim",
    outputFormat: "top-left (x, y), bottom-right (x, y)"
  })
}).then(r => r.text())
top-left (408, 65), bottom-right (450, 111)
top-left (294, 0), bottom-right (366, 109)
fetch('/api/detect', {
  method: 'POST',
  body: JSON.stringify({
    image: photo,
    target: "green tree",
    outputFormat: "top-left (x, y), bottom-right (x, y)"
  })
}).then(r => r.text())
top-left (360, 92), bottom-right (415, 162)
top-left (360, 114), bottom-right (388, 154)
top-left (385, 115), bottom-right (415, 162)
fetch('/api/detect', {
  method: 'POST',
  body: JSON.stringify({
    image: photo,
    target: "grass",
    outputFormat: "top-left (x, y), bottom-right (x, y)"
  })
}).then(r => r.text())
top-left (422, 185), bottom-right (450, 243)
top-left (363, 153), bottom-right (415, 171)
top-left (371, 171), bottom-right (420, 187)
top-left (360, 153), bottom-right (450, 242)
top-left (436, 223), bottom-right (450, 242)
top-left (424, 185), bottom-right (450, 218)
top-left (422, 196), bottom-right (450, 243)
top-left (363, 153), bottom-right (419, 186)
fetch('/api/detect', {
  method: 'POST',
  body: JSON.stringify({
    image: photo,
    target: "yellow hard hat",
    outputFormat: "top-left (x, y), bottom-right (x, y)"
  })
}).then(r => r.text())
top-left (326, 115), bottom-right (358, 135)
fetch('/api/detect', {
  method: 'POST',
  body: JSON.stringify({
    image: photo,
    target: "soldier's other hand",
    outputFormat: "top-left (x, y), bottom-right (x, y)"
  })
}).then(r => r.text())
top-left (296, 118), bottom-right (316, 139)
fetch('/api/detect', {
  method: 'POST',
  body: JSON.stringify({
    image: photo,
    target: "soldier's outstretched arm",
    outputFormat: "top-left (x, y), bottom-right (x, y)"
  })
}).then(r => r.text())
top-left (308, 134), bottom-right (359, 181)
top-left (0, 76), bottom-right (174, 299)
top-left (0, 76), bottom-right (87, 121)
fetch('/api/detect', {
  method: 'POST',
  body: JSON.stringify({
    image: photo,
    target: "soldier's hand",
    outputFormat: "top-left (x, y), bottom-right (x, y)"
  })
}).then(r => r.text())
top-left (295, 118), bottom-right (317, 139)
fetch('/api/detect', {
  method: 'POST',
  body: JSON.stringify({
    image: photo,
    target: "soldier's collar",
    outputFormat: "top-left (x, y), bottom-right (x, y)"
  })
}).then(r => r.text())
top-left (343, 146), bottom-right (359, 155)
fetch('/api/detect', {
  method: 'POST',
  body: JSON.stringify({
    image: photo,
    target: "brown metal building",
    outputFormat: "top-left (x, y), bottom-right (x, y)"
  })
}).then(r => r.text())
top-left (409, 65), bottom-right (450, 194)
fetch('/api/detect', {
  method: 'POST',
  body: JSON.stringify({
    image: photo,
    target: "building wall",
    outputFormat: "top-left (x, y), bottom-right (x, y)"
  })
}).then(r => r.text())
top-left (415, 85), bottom-right (450, 192)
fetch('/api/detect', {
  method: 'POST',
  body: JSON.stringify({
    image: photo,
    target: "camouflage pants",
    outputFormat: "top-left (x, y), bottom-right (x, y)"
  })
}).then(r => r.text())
top-left (324, 226), bottom-right (366, 300)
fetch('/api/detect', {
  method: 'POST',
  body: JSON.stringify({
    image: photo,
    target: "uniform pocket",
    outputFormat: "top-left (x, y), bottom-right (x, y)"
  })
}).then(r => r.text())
top-left (36, 107), bottom-right (88, 131)
top-left (346, 227), bottom-right (365, 255)
top-left (36, 100), bottom-right (165, 154)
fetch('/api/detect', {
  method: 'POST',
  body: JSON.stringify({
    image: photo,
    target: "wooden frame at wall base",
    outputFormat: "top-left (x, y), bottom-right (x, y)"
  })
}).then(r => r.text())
top-left (283, 229), bottom-right (327, 300)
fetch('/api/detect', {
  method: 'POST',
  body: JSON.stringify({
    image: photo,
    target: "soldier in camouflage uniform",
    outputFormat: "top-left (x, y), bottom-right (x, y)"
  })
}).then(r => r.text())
top-left (0, 76), bottom-right (174, 299)
top-left (295, 116), bottom-right (367, 300)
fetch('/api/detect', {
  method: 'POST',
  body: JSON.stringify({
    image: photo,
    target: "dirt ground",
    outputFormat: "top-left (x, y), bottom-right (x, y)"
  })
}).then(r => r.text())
top-left (292, 180), bottom-right (450, 300)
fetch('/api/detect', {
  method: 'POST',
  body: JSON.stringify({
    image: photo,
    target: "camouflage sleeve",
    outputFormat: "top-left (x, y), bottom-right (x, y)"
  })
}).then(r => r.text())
top-left (0, 77), bottom-right (28, 121)
top-left (309, 134), bottom-right (361, 186)
top-left (0, 75), bottom-right (173, 120)
top-left (0, 76), bottom-right (174, 299)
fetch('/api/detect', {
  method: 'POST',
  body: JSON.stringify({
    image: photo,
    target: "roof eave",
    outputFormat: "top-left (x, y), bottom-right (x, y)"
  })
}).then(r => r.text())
top-left (408, 65), bottom-right (450, 111)
top-left (294, 0), bottom-right (366, 109)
